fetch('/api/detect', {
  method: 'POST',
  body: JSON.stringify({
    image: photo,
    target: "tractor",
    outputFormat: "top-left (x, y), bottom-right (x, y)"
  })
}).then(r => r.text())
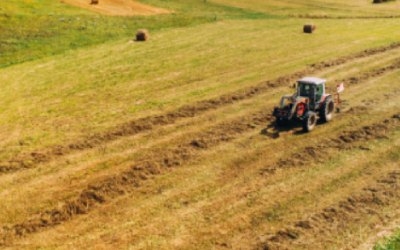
top-left (273, 77), bottom-right (339, 132)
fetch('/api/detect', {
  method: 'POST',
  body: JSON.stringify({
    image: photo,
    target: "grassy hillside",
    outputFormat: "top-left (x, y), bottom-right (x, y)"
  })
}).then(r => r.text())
top-left (0, 0), bottom-right (400, 249)
top-left (3, 0), bottom-right (400, 68)
top-left (0, 0), bottom-right (268, 68)
top-left (211, 0), bottom-right (400, 17)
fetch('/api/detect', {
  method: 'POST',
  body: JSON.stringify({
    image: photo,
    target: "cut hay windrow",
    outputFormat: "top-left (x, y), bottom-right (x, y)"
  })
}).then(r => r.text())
top-left (1, 109), bottom-right (398, 245)
top-left (0, 110), bottom-right (272, 245)
top-left (333, 58), bottom-right (400, 86)
top-left (259, 169), bottom-right (400, 249)
top-left (1, 42), bottom-right (400, 175)
top-left (260, 114), bottom-right (400, 175)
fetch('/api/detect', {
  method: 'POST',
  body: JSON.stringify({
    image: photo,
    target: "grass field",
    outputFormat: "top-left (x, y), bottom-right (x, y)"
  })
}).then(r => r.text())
top-left (0, 0), bottom-right (400, 249)
top-left (211, 0), bottom-right (400, 17)
top-left (0, 0), bottom-right (264, 68)
top-left (375, 230), bottom-right (400, 250)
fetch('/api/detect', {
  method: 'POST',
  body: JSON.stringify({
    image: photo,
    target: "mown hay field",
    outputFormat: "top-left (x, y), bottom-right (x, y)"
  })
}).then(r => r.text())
top-left (1, 18), bottom-right (399, 159)
top-left (0, 0), bottom-right (399, 249)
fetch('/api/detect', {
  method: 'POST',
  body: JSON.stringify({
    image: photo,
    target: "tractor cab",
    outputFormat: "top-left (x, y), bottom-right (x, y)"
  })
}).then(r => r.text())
top-left (297, 77), bottom-right (326, 109)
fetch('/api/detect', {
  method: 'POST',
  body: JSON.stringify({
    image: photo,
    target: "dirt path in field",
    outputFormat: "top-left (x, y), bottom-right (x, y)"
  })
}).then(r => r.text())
top-left (61, 0), bottom-right (169, 16)
top-left (1, 42), bottom-right (400, 175)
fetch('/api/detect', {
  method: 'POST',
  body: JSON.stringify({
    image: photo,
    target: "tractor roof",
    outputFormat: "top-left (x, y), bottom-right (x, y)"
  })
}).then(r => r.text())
top-left (298, 77), bottom-right (326, 85)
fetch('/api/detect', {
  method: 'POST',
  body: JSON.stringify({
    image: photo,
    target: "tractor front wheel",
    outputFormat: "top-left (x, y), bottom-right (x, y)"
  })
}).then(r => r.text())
top-left (303, 112), bottom-right (317, 132)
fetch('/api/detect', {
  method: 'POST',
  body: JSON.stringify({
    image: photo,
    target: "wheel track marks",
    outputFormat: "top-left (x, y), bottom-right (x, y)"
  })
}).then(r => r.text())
top-left (2, 42), bottom-right (400, 174)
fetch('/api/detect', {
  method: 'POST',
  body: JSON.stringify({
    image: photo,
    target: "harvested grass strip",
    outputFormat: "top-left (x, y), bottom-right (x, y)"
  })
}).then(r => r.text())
top-left (260, 169), bottom-right (400, 249)
top-left (1, 113), bottom-right (399, 245)
top-left (1, 42), bottom-right (400, 174)
top-left (0, 111), bottom-right (272, 245)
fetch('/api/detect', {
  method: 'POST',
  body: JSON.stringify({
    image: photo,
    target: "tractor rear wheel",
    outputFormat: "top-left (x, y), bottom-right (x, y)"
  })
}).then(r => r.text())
top-left (320, 97), bottom-right (334, 123)
top-left (303, 112), bottom-right (317, 132)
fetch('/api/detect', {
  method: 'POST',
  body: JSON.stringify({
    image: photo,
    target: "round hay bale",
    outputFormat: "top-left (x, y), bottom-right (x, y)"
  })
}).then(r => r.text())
top-left (135, 29), bottom-right (149, 42)
top-left (90, 0), bottom-right (99, 5)
top-left (303, 24), bottom-right (316, 34)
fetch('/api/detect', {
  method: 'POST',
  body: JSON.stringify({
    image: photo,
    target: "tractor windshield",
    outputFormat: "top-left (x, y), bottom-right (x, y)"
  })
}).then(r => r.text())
top-left (298, 83), bottom-right (312, 97)
top-left (298, 82), bottom-right (324, 100)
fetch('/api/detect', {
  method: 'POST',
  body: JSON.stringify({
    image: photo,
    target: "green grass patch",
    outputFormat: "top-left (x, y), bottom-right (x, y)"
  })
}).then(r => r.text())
top-left (375, 229), bottom-right (400, 250)
top-left (0, 0), bottom-right (273, 68)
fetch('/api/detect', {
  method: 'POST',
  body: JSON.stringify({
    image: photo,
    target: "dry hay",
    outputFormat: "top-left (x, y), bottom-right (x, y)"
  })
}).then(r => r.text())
top-left (90, 0), bottom-right (98, 4)
top-left (135, 29), bottom-right (149, 42)
top-left (303, 24), bottom-right (316, 34)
